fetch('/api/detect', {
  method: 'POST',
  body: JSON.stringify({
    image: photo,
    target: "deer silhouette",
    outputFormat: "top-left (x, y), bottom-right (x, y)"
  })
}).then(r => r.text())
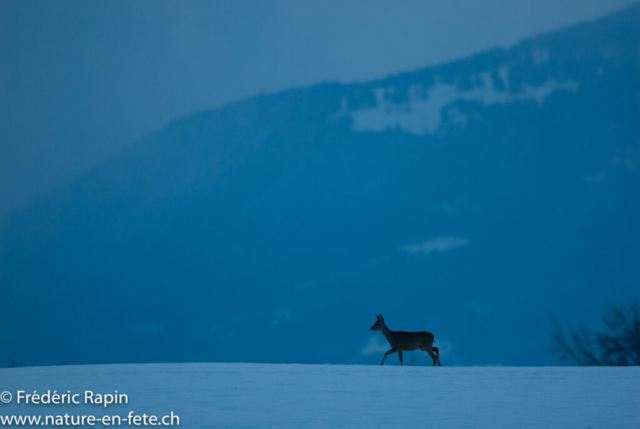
top-left (370, 314), bottom-right (441, 366)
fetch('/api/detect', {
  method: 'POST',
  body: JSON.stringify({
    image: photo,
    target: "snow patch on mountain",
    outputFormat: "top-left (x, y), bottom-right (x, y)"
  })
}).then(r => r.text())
top-left (359, 336), bottom-right (389, 356)
top-left (343, 75), bottom-right (579, 135)
top-left (402, 236), bottom-right (470, 255)
top-left (533, 48), bottom-right (551, 65)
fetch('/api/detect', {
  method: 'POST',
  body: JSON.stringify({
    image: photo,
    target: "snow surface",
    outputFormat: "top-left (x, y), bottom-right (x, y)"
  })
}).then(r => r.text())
top-left (1, 363), bottom-right (639, 428)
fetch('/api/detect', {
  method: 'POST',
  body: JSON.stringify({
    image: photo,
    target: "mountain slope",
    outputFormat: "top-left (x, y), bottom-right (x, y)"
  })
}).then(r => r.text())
top-left (0, 4), bottom-right (639, 368)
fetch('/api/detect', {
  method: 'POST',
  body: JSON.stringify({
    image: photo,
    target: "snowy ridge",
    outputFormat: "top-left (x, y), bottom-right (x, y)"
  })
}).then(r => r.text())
top-left (1, 363), bottom-right (639, 428)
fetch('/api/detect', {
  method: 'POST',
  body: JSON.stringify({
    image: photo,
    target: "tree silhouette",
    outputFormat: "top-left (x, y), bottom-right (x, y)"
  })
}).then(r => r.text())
top-left (552, 303), bottom-right (640, 366)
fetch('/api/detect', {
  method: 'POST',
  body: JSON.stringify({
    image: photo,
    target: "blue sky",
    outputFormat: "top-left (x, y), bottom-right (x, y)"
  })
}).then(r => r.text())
top-left (0, 0), bottom-right (636, 216)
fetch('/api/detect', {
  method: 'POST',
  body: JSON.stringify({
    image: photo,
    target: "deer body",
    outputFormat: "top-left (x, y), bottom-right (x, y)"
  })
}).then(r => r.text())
top-left (370, 314), bottom-right (441, 366)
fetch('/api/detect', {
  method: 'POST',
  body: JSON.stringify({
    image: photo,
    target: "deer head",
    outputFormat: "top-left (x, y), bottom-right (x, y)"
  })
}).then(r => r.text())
top-left (370, 314), bottom-right (385, 331)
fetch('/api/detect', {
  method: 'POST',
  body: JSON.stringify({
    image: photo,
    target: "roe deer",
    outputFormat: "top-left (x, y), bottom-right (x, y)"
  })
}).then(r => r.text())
top-left (370, 314), bottom-right (441, 366)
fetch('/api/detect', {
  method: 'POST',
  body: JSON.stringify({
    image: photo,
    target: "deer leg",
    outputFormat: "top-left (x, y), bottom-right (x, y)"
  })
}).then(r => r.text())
top-left (432, 347), bottom-right (441, 366)
top-left (381, 349), bottom-right (396, 365)
top-left (425, 348), bottom-right (437, 366)
top-left (398, 351), bottom-right (403, 366)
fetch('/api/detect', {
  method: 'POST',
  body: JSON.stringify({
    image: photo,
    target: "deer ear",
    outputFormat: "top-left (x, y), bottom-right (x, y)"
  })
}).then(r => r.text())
top-left (375, 314), bottom-right (380, 320)
top-left (379, 314), bottom-right (384, 321)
